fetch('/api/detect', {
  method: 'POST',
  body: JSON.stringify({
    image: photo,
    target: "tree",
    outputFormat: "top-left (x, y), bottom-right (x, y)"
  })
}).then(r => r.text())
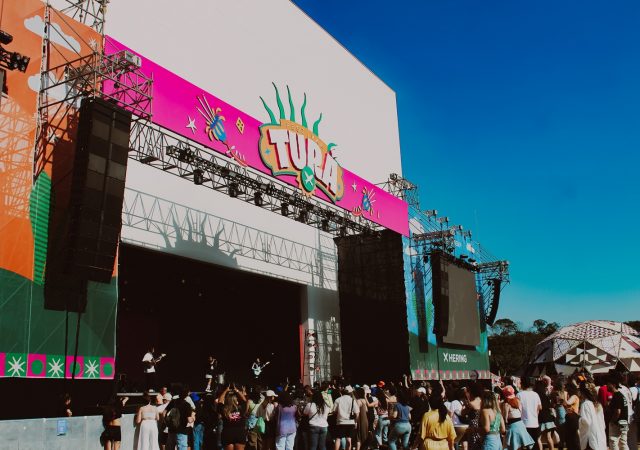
top-left (488, 318), bottom-right (560, 375)
top-left (491, 318), bottom-right (519, 336)
top-left (625, 321), bottom-right (640, 333)
top-left (533, 319), bottom-right (560, 336)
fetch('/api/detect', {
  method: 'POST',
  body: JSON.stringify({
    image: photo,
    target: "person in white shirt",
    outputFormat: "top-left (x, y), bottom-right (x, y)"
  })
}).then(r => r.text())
top-left (142, 346), bottom-right (165, 392)
top-left (578, 383), bottom-right (607, 450)
top-left (517, 377), bottom-right (542, 450)
top-left (332, 386), bottom-right (359, 450)
top-left (304, 390), bottom-right (331, 450)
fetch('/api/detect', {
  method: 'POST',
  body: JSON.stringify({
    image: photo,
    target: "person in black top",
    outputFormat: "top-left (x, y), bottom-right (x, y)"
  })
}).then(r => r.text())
top-left (166, 386), bottom-right (195, 450)
top-left (205, 356), bottom-right (218, 392)
top-left (607, 373), bottom-right (629, 450)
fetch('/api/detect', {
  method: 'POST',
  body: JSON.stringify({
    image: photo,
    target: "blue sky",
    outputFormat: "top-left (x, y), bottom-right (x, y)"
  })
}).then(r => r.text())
top-left (293, 0), bottom-right (640, 326)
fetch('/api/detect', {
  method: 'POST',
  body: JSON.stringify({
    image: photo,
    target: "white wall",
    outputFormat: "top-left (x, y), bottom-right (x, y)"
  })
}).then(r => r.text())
top-left (102, 0), bottom-right (402, 290)
top-left (105, 0), bottom-right (402, 183)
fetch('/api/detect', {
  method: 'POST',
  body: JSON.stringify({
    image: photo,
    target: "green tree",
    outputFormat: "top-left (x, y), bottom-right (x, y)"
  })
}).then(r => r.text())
top-left (491, 318), bottom-right (519, 336)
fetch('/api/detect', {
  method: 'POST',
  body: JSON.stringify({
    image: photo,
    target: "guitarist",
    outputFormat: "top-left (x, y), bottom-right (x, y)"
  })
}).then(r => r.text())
top-left (142, 346), bottom-right (166, 391)
top-left (251, 357), bottom-right (270, 379)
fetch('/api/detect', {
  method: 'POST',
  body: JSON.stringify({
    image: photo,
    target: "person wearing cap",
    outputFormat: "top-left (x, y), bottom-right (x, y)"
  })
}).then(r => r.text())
top-left (410, 387), bottom-right (430, 441)
top-left (332, 386), bottom-right (359, 450)
top-left (502, 386), bottom-right (534, 450)
top-left (259, 390), bottom-right (279, 450)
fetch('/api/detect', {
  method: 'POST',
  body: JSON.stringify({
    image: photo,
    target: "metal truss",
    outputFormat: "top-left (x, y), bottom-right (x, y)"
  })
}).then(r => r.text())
top-left (34, 5), bottom-right (152, 180)
top-left (385, 172), bottom-right (510, 327)
top-left (378, 173), bottom-right (420, 209)
top-left (303, 318), bottom-right (341, 385)
top-left (129, 120), bottom-right (378, 238)
top-left (121, 188), bottom-right (338, 289)
top-left (59, 0), bottom-right (108, 35)
top-left (0, 95), bottom-right (33, 220)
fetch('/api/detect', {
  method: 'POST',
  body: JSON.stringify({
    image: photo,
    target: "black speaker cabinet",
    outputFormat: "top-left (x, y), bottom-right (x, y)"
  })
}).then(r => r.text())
top-left (45, 98), bottom-right (131, 311)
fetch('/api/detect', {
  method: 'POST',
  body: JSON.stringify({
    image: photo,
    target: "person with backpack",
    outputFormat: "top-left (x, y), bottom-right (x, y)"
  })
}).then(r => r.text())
top-left (165, 386), bottom-right (195, 450)
top-left (332, 386), bottom-right (359, 450)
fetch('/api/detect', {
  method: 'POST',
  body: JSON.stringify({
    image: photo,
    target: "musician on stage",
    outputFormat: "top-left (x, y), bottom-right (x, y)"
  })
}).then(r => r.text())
top-left (205, 355), bottom-right (218, 392)
top-left (251, 357), bottom-right (270, 379)
top-left (142, 346), bottom-right (165, 392)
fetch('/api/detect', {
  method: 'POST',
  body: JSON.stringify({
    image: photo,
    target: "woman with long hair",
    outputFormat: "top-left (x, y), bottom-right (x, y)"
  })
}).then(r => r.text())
top-left (534, 380), bottom-right (556, 450)
top-left (388, 390), bottom-right (412, 450)
top-left (355, 388), bottom-right (370, 450)
top-left (136, 391), bottom-right (160, 450)
top-left (305, 390), bottom-right (330, 450)
top-left (461, 383), bottom-right (484, 450)
top-left (376, 387), bottom-right (391, 448)
top-left (418, 394), bottom-right (456, 450)
top-left (552, 380), bottom-right (567, 450)
top-left (219, 384), bottom-right (250, 450)
top-left (275, 391), bottom-right (298, 450)
top-left (101, 395), bottom-right (128, 450)
top-left (480, 391), bottom-right (505, 450)
top-left (501, 386), bottom-right (535, 450)
top-left (578, 383), bottom-right (606, 450)
top-left (564, 383), bottom-right (581, 450)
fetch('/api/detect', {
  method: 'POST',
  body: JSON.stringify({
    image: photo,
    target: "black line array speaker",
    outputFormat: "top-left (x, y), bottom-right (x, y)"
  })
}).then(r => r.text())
top-left (431, 250), bottom-right (450, 337)
top-left (45, 98), bottom-right (131, 311)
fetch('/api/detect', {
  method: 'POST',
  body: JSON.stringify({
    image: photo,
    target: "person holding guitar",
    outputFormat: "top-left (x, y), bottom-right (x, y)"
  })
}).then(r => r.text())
top-left (251, 357), bottom-right (270, 379)
top-left (142, 346), bottom-right (166, 392)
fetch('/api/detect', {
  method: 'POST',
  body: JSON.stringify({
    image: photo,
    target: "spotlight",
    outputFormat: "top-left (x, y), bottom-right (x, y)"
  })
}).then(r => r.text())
top-left (254, 191), bottom-right (264, 206)
top-left (297, 209), bottom-right (308, 223)
top-left (176, 148), bottom-right (195, 163)
top-left (339, 226), bottom-right (347, 237)
top-left (229, 182), bottom-right (239, 198)
top-left (281, 202), bottom-right (290, 216)
top-left (321, 219), bottom-right (330, 233)
top-left (423, 254), bottom-right (429, 264)
top-left (0, 49), bottom-right (30, 73)
top-left (193, 169), bottom-right (204, 185)
top-left (0, 30), bottom-right (13, 45)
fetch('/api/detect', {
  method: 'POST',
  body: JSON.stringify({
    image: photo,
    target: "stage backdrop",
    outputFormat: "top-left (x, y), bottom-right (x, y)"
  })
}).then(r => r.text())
top-left (0, 1), bottom-right (116, 380)
top-left (403, 213), bottom-right (490, 380)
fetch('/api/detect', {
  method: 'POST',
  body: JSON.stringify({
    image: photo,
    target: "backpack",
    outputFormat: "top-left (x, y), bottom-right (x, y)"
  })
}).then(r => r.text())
top-left (166, 406), bottom-right (181, 431)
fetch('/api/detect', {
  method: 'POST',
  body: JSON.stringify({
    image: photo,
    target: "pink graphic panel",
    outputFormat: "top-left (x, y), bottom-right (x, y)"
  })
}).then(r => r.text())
top-left (100, 357), bottom-right (116, 380)
top-left (26, 353), bottom-right (46, 378)
top-left (65, 355), bottom-right (84, 379)
top-left (105, 37), bottom-right (409, 236)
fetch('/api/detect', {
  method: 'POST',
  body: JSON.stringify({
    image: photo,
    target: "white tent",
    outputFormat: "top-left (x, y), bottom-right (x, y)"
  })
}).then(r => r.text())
top-left (528, 320), bottom-right (640, 375)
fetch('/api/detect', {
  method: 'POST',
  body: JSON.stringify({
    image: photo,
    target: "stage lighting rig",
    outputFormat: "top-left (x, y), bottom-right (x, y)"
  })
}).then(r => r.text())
top-left (0, 31), bottom-right (13, 45)
top-left (0, 30), bottom-right (31, 73)
top-left (193, 169), bottom-right (204, 185)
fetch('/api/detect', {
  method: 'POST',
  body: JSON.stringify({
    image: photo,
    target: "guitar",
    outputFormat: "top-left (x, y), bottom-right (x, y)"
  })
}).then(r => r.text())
top-left (144, 353), bottom-right (166, 369)
top-left (251, 360), bottom-right (270, 377)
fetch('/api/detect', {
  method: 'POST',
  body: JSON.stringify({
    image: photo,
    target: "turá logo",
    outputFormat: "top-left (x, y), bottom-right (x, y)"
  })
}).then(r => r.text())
top-left (259, 84), bottom-right (344, 202)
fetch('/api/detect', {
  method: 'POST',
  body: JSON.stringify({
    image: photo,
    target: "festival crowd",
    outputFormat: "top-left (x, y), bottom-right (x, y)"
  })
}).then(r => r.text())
top-left (100, 371), bottom-right (640, 450)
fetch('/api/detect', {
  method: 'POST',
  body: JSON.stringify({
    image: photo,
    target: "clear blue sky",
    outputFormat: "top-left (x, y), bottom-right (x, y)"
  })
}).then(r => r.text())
top-left (293, 0), bottom-right (640, 327)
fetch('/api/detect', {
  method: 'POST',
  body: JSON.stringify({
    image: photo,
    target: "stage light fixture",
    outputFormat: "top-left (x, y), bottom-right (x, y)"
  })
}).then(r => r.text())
top-left (281, 202), bottom-right (290, 216)
top-left (228, 182), bottom-right (239, 198)
top-left (339, 226), bottom-right (347, 237)
top-left (176, 147), bottom-right (195, 163)
top-left (0, 30), bottom-right (13, 45)
top-left (193, 169), bottom-right (204, 185)
top-left (297, 209), bottom-right (309, 223)
top-left (425, 209), bottom-right (438, 217)
top-left (321, 219), bottom-right (330, 233)
top-left (254, 191), bottom-right (264, 206)
top-left (423, 254), bottom-right (429, 264)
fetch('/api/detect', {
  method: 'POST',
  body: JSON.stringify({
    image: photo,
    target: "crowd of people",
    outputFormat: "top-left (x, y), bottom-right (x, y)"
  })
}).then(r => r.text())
top-left (99, 371), bottom-right (640, 450)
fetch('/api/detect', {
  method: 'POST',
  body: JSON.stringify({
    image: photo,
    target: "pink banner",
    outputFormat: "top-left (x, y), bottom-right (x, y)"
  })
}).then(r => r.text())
top-left (105, 37), bottom-right (409, 236)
